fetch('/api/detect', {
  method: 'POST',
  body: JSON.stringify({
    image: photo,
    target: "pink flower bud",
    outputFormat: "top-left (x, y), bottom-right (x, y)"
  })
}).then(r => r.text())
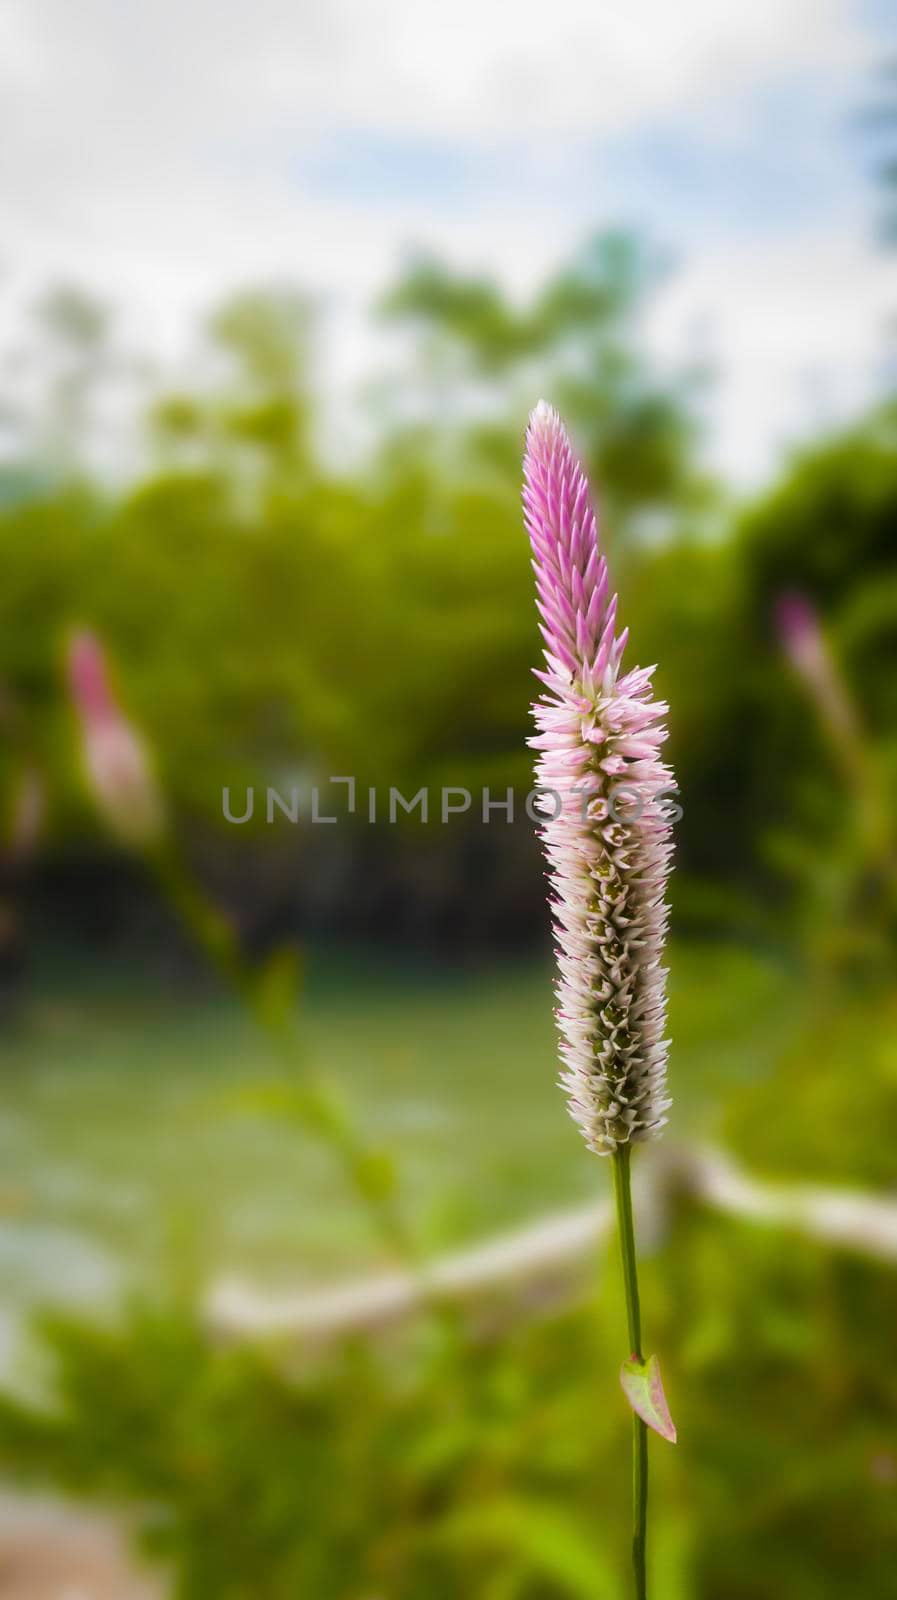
top-left (67, 631), bottom-right (165, 848)
top-left (776, 592), bottom-right (857, 747)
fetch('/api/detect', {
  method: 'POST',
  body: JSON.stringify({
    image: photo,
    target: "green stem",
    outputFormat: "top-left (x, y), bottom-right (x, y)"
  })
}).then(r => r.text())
top-left (612, 1144), bottom-right (648, 1600)
top-left (148, 843), bottom-right (418, 1268)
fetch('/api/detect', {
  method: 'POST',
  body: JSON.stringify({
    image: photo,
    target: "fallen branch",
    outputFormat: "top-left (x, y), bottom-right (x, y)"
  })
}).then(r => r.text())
top-left (684, 1146), bottom-right (897, 1262)
top-left (207, 1195), bottom-right (614, 1341)
top-left (206, 1146), bottom-right (897, 1342)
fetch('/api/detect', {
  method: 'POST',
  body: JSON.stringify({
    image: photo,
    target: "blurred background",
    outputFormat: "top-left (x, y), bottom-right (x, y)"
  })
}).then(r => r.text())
top-left (0, 1), bottom-right (896, 1595)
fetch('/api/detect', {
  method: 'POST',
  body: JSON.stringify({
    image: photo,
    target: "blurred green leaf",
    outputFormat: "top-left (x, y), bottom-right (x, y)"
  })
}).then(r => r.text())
top-left (439, 1498), bottom-right (617, 1596)
top-left (352, 1149), bottom-right (398, 1206)
top-left (250, 943), bottom-right (302, 1032)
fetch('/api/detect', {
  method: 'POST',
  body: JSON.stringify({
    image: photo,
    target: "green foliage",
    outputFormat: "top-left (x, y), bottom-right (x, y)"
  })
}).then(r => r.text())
top-left (2, 1184), bottom-right (896, 1599)
top-left (380, 232), bottom-right (651, 374)
top-left (725, 402), bottom-right (897, 942)
top-left (669, 1215), bottom-right (897, 1600)
top-left (0, 1301), bottom-right (626, 1599)
top-left (1, 234), bottom-right (894, 948)
top-left (1, 954), bottom-right (895, 1598)
top-left (738, 403), bottom-right (897, 621)
top-left (723, 984), bottom-right (897, 1188)
top-left (381, 231), bottom-right (709, 523)
top-left (1, 228), bottom-right (896, 1600)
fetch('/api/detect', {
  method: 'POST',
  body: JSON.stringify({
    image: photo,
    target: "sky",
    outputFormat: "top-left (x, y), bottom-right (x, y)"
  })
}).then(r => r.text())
top-left (0, 0), bottom-right (895, 485)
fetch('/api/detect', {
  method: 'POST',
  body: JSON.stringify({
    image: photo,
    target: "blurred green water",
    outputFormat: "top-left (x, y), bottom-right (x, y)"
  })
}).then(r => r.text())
top-left (0, 941), bottom-right (798, 1355)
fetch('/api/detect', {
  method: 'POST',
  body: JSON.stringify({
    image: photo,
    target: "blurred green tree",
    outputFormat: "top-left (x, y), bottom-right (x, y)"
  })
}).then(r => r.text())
top-left (379, 230), bottom-right (713, 532)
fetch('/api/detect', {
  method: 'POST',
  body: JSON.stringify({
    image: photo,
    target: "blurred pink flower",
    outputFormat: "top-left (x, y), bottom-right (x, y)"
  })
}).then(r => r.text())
top-left (523, 401), bottom-right (675, 1156)
top-left (67, 631), bottom-right (165, 847)
top-left (776, 592), bottom-right (858, 747)
top-left (776, 590), bottom-right (893, 875)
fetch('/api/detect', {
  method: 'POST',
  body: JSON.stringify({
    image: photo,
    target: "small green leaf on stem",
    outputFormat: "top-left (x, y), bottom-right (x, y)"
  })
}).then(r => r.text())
top-left (352, 1149), bottom-right (398, 1204)
top-left (620, 1353), bottom-right (677, 1443)
top-left (251, 944), bottom-right (302, 1031)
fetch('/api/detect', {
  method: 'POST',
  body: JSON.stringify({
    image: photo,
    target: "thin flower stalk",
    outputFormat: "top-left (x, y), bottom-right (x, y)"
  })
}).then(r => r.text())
top-left (523, 402), bottom-right (677, 1600)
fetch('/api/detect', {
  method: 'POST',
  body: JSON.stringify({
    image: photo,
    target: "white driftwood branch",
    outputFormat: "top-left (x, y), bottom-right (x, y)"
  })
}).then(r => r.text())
top-left (207, 1196), bottom-right (613, 1340)
top-left (685, 1147), bottom-right (897, 1261)
top-left (206, 1147), bottom-right (897, 1342)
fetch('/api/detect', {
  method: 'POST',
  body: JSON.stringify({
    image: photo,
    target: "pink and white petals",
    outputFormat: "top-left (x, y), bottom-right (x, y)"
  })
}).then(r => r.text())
top-left (523, 403), bottom-right (675, 1157)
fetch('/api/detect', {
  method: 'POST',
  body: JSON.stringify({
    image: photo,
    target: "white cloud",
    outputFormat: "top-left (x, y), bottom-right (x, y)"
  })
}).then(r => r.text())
top-left (648, 234), bottom-right (896, 482)
top-left (0, 0), bottom-right (873, 191)
top-left (229, 0), bottom-right (866, 137)
top-left (0, 0), bottom-right (890, 485)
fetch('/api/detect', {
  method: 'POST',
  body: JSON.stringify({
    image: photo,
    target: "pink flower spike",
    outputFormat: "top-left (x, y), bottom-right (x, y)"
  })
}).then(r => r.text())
top-left (522, 402), bottom-right (676, 1156)
top-left (67, 630), bottom-right (165, 849)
